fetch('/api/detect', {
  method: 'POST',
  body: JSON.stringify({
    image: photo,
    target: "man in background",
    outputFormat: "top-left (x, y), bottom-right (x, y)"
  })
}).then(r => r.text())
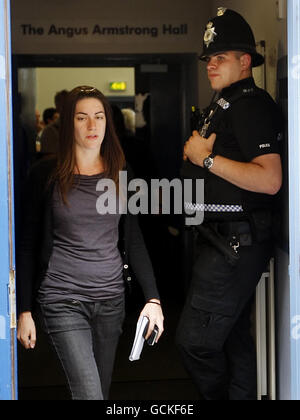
top-left (39, 89), bottom-right (68, 156)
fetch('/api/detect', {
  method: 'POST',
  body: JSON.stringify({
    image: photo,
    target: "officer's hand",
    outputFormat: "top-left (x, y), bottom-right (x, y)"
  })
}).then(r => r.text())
top-left (184, 132), bottom-right (216, 167)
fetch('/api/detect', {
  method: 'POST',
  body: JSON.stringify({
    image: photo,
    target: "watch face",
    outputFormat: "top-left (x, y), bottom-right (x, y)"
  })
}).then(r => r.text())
top-left (204, 156), bottom-right (213, 169)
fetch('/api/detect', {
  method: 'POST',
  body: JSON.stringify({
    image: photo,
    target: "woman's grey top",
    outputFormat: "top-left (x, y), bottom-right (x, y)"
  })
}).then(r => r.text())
top-left (38, 173), bottom-right (124, 304)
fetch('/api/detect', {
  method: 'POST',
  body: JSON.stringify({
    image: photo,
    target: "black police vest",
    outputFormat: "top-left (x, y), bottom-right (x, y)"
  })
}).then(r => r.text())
top-left (181, 78), bottom-right (281, 222)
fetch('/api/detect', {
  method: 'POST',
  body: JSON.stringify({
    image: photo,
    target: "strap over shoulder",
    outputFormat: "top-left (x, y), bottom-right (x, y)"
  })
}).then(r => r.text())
top-left (217, 84), bottom-right (263, 110)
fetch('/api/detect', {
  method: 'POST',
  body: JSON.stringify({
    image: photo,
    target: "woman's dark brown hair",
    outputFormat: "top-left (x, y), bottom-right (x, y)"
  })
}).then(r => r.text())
top-left (54, 86), bottom-right (125, 204)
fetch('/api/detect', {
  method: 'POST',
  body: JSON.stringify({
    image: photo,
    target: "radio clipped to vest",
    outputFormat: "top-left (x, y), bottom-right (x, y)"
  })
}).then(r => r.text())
top-left (190, 106), bottom-right (208, 134)
top-left (190, 104), bottom-right (218, 138)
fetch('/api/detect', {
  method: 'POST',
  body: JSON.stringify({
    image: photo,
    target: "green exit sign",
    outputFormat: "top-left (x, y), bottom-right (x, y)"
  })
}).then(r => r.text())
top-left (109, 81), bottom-right (127, 91)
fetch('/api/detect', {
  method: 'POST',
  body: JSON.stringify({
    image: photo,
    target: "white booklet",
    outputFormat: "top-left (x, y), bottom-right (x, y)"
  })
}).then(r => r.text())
top-left (129, 316), bottom-right (149, 361)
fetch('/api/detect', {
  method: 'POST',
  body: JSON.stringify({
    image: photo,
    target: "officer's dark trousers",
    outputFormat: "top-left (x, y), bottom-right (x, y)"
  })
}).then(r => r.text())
top-left (176, 231), bottom-right (273, 400)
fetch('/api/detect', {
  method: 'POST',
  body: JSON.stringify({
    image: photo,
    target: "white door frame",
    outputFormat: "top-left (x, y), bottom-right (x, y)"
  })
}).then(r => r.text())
top-left (0, 0), bottom-right (17, 401)
top-left (288, 0), bottom-right (300, 401)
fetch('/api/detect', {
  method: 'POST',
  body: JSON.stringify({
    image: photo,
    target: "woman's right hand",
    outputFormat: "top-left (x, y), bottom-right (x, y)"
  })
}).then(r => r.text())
top-left (17, 312), bottom-right (36, 349)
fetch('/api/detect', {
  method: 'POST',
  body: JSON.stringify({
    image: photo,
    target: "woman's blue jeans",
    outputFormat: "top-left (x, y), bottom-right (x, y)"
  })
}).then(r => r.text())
top-left (38, 294), bottom-right (125, 400)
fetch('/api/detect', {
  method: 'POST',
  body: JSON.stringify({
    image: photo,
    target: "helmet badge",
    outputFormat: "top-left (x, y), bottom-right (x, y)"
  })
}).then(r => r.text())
top-left (204, 22), bottom-right (217, 48)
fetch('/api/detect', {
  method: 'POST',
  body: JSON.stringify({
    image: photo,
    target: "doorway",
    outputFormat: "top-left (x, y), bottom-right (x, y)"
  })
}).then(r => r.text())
top-left (12, 52), bottom-right (199, 399)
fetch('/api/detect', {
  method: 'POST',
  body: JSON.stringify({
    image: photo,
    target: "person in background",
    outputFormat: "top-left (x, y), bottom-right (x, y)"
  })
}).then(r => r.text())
top-left (112, 104), bottom-right (149, 180)
top-left (39, 89), bottom-right (68, 156)
top-left (17, 86), bottom-right (164, 400)
top-left (36, 107), bottom-right (60, 153)
top-left (35, 109), bottom-right (45, 135)
top-left (42, 107), bottom-right (59, 126)
top-left (176, 8), bottom-right (282, 400)
top-left (121, 108), bottom-right (136, 135)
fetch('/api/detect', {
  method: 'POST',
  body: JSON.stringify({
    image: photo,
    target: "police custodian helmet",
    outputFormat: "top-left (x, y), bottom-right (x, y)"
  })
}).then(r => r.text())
top-left (199, 7), bottom-right (264, 67)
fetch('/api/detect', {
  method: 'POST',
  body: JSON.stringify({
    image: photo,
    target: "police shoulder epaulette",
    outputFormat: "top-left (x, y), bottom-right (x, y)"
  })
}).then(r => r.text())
top-left (242, 87), bottom-right (256, 95)
top-left (219, 86), bottom-right (261, 110)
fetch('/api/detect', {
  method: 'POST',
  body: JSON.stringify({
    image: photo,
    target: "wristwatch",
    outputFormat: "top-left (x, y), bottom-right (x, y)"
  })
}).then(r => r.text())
top-left (203, 153), bottom-right (216, 170)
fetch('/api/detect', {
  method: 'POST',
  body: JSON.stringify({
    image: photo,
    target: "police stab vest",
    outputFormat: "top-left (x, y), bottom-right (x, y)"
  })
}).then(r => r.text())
top-left (181, 80), bottom-right (281, 222)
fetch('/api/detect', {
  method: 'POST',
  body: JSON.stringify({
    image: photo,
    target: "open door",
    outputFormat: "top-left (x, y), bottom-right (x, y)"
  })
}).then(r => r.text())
top-left (0, 0), bottom-right (17, 400)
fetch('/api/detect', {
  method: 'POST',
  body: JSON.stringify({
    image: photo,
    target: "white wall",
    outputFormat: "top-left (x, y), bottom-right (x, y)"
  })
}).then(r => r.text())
top-left (36, 67), bottom-right (135, 114)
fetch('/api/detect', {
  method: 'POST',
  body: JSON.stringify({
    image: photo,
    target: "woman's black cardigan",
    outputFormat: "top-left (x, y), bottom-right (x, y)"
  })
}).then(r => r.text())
top-left (17, 158), bottom-right (160, 314)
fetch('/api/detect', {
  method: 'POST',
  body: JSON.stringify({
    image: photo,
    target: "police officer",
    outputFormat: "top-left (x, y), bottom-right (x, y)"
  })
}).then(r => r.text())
top-left (176, 8), bottom-right (282, 400)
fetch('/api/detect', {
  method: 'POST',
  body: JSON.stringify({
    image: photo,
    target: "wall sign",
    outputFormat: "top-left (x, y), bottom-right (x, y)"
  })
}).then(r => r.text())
top-left (19, 22), bottom-right (188, 39)
top-left (109, 81), bottom-right (127, 91)
top-left (12, 19), bottom-right (196, 54)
